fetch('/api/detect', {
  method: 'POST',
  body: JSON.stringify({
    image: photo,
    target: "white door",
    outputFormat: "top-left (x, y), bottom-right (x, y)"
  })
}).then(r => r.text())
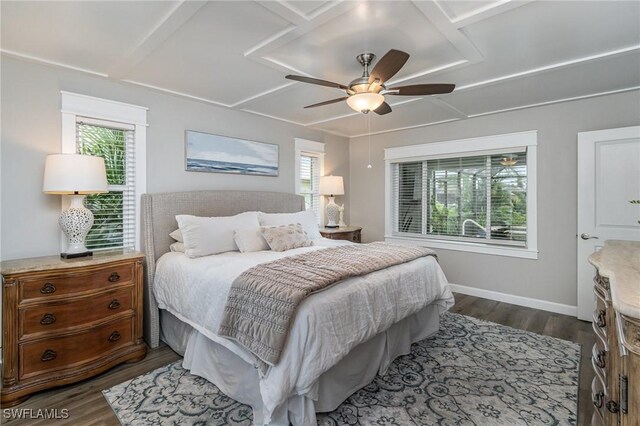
top-left (577, 126), bottom-right (640, 321)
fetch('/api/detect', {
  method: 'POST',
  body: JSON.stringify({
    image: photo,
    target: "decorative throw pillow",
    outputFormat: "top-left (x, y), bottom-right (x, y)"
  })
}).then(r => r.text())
top-left (176, 211), bottom-right (260, 258)
top-left (234, 228), bottom-right (270, 253)
top-left (259, 210), bottom-right (322, 240)
top-left (169, 229), bottom-right (183, 242)
top-left (169, 242), bottom-right (185, 253)
top-left (260, 223), bottom-right (312, 252)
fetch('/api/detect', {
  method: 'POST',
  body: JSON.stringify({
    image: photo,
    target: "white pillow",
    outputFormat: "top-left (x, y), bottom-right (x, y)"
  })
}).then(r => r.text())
top-left (169, 229), bottom-right (183, 242)
top-left (259, 210), bottom-right (321, 240)
top-left (233, 228), bottom-right (270, 253)
top-left (169, 242), bottom-right (185, 253)
top-left (175, 212), bottom-right (260, 258)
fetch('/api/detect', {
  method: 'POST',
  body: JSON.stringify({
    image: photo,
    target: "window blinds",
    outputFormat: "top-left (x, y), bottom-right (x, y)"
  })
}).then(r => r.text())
top-left (391, 149), bottom-right (527, 246)
top-left (299, 154), bottom-right (321, 224)
top-left (391, 162), bottom-right (425, 234)
top-left (76, 118), bottom-right (136, 250)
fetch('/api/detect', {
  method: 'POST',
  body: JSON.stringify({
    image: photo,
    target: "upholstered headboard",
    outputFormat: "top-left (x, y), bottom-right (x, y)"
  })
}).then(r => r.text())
top-left (141, 190), bottom-right (305, 348)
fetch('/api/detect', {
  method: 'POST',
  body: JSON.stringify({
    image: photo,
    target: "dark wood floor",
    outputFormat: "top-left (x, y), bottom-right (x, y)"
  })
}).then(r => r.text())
top-left (3, 293), bottom-right (594, 425)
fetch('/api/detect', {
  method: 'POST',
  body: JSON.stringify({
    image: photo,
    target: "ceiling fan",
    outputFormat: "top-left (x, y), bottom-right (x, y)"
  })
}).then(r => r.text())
top-left (285, 49), bottom-right (455, 115)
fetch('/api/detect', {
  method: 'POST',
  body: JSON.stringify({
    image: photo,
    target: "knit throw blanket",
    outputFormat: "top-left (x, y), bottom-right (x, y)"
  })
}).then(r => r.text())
top-left (217, 242), bottom-right (437, 372)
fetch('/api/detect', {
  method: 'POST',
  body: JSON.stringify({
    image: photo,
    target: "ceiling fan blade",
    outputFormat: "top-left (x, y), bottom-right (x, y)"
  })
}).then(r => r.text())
top-left (368, 49), bottom-right (410, 84)
top-left (304, 97), bottom-right (348, 109)
top-left (374, 102), bottom-right (392, 115)
top-left (286, 75), bottom-right (348, 90)
top-left (387, 84), bottom-right (456, 96)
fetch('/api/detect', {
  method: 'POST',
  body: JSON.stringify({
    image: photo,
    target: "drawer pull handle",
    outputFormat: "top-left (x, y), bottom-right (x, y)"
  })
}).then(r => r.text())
top-left (108, 272), bottom-right (120, 282)
top-left (108, 299), bottom-right (121, 310)
top-left (593, 391), bottom-right (604, 408)
top-left (40, 282), bottom-right (56, 294)
top-left (108, 331), bottom-right (121, 342)
top-left (41, 349), bottom-right (57, 362)
top-left (594, 349), bottom-right (606, 369)
top-left (40, 313), bottom-right (56, 325)
top-left (596, 310), bottom-right (606, 328)
top-left (606, 400), bottom-right (619, 413)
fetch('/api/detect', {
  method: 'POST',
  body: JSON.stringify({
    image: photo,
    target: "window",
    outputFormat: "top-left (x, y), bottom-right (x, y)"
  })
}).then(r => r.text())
top-left (385, 131), bottom-right (537, 259)
top-left (299, 154), bottom-right (321, 217)
top-left (76, 119), bottom-right (136, 250)
top-left (295, 138), bottom-right (325, 225)
top-left (61, 92), bottom-right (147, 251)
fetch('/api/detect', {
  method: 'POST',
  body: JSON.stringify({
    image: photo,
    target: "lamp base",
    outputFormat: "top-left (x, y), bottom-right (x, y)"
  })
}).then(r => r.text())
top-left (59, 194), bottom-right (95, 258)
top-left (325, 196), bottom-right (341, 229)
top-left (325, 224), bottom-right (339, 229)
top-left (61, 251), bottom-right (93, 259)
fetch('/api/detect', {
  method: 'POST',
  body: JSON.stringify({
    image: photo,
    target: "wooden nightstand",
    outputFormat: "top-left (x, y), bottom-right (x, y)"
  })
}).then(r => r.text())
top-left (1, 250), bottom-right (147, 407)
top-left (320, 226), bottom-right (362, 243)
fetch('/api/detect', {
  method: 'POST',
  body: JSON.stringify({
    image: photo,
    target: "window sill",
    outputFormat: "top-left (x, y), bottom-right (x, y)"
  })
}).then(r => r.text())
top-left (384, 235), bottom-right (538, 259)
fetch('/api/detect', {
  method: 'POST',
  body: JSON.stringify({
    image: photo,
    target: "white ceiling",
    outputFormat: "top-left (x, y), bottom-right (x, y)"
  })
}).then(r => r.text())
top-left (2, 0), bottom-right (639, 138)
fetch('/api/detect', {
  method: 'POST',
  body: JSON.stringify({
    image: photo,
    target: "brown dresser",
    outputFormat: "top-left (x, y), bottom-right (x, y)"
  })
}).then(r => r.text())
top-left (589, 240), bottom-right (640, 425)
top-left (320, 226), bottom-right (362, 243)
top-left (1, 250), bottom-right (147, 406)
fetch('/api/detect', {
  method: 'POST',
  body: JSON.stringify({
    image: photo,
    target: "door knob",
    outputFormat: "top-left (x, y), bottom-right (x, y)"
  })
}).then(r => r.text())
top-left (580, 233), bottom-right (599, 240)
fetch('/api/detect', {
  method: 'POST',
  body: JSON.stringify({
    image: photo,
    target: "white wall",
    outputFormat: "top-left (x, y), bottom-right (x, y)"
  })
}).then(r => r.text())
top-left (349, 91), bottom-right (640, 307)
top-left (0, 57), bottom-right (349, 260)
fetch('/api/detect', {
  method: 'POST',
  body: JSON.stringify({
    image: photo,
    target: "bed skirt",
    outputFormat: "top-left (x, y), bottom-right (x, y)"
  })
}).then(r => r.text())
top-left (160, 304), bottom-right (442, 426)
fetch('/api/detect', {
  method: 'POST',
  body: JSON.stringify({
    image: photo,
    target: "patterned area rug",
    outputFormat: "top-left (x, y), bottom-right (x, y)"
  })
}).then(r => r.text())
top-left (104, 313), bottom-right (580, 425)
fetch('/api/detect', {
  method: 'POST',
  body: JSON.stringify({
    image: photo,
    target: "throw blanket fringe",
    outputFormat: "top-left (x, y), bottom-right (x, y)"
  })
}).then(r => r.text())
top-left (218, 242), bottom-right (437, 372)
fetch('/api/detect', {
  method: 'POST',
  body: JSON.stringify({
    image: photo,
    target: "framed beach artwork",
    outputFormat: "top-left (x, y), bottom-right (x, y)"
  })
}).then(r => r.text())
top-left (185, 130), bottom-right (279, 176)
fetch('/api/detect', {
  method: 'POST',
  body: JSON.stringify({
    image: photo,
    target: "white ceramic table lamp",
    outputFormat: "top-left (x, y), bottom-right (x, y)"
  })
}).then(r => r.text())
top-left (43, 154), bottom-right (109, 258)
top-left (320, 175), bottom-right (344, 228)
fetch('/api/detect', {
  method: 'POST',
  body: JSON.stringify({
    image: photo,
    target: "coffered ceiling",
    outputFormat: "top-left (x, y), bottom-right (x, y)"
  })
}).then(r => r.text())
top-left (2, 1), bottom-right (639, 137)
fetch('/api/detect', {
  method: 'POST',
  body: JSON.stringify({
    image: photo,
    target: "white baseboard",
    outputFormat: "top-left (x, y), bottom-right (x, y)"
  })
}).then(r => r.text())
top-left (449, 283), bottom-right (578, 317)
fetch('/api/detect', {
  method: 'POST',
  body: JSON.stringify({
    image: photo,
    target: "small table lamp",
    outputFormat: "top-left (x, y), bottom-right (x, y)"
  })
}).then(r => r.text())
top-left (320, 175), bottom-right (344, 228)
top-left (43, 154), bottom-right (109, 258)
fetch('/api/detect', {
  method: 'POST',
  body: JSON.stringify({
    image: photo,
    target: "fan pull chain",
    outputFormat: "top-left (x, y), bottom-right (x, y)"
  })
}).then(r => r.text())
top-left (367, 113), bottom-right (372, 169)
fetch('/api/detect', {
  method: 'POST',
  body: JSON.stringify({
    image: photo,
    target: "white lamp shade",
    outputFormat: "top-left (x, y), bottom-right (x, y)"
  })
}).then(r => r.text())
top-left (320, 175), bottom-right (344, 196)
top-left (43, 154), bottom-right (109, 195)
top-left (346, 92), bottom-right (385, 112)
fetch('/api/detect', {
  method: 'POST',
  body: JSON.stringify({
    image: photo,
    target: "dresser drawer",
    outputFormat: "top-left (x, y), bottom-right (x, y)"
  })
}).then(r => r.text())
top-left (19, 263), bottom-right (134, 302)
top-left (19, 316), bottom-right (133, 380)
top-left (20, 287), bottom-right (133, 338)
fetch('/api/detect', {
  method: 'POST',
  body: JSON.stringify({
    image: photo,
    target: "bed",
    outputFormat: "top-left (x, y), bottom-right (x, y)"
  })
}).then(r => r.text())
top-left (141, 190), bottom-right (454, 425)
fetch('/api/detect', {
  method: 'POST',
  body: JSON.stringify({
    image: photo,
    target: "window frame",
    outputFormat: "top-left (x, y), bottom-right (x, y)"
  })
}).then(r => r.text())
top-left (61, 91), bottom-right (148, 251)
top-left (294, 138), bottom-right (325, 225)
top-left (384, 131), bottom-right (538, 259)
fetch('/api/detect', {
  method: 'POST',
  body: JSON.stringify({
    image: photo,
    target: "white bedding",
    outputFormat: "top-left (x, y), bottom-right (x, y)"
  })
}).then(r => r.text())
top-left (154, 238), bottom-right (454, 423)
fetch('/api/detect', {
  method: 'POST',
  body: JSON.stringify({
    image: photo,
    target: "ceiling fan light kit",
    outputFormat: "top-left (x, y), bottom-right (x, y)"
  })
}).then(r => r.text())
top-left (286, 49), bottom-right (455, 116)
top-left (346, 92), bottom-right (385, 113)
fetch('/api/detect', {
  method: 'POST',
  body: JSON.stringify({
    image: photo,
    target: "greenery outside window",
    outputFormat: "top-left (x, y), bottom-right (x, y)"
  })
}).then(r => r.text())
top-left (76, 119), bottom-right (136, 250)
